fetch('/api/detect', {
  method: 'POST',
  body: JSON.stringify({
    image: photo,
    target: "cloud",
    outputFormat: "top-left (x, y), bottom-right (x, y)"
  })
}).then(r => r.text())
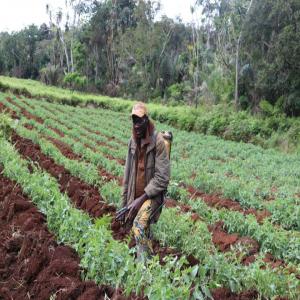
top-left (0, 0), bottom-right (197, 32)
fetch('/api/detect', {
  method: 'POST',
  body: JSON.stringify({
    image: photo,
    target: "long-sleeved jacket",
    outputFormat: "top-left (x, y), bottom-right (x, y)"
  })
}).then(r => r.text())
top-left (122, 130), bottom-right (170, 223)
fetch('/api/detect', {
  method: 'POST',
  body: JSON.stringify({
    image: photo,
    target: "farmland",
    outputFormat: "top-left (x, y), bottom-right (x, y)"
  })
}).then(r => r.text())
top-left (0, 91), bottom-right (299, 299)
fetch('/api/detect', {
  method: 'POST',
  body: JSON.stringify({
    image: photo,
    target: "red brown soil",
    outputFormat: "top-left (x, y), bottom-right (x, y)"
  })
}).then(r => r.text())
top-left (211, 288), bottom-right (259, 300)
top-left (24, 123), bottom-right (34, 130)
top-left (185, 184), bottom-right (271, 223)
top-left (0, 102), bottom-right (19, 119)
top-left (208, 222), bottom-right (260, 263)
top-left (212, 287), bottom-right (287, 300)
top-left (6, 97), bottom-right (44, 124)
top-left (0, 168), bottom-right (142, 300)
top-left (11, 132), bottom-right (117, 223)
top-left (45, 136), bottom-right (82, 161)
top-left (99, 167), bottom-right (123, 185)
top-left (49, 126), bottom-right (65, 137)
top-left (20, 107), bottom-right (44, 124)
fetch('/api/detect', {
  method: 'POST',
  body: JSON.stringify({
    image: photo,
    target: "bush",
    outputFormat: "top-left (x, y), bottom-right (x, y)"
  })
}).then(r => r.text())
top-left (39, 64), bottom-right (63, 86)
top-left (63, 72), bottom-right (88, 91)
top-left (166, 83), bottom-right (185, 103)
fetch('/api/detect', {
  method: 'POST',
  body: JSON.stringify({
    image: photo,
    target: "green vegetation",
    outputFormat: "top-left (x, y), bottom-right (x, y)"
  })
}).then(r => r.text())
top-left (0, 138), bottom-right (201, 299)
top-left (3, 93), bottom-right (299, 231)
top-left (1, 77), bottom-right (300, 153)
top-left (1, 0), bottom-right (300, 153)
top-left (1, 0), bottom-right (300, 116)
top-left (1, 0), bottom-right (300, 296)
top-left (0, 108), bottom-right (299, 299)
top-left (0, 111), bottom-right (15, 139)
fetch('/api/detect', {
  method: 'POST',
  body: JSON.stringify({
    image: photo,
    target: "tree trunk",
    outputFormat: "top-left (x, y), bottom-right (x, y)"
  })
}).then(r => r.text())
top-left (234, 0), bottom-right (255, 110)
top-left (234, 37), bottom-right (240, 110)
top-left (59, 29), bottom-right (70, 73)
top-left (70, 38), bottom-right (74, 73)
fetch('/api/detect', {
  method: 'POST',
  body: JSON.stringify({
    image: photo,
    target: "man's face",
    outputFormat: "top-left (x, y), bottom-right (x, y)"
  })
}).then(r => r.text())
top-left (132, 115), bottom-right (148, 139)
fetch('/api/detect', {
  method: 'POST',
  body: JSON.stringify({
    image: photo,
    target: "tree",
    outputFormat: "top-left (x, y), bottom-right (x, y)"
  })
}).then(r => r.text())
top-left (46, 0), bottom-right (90, 74)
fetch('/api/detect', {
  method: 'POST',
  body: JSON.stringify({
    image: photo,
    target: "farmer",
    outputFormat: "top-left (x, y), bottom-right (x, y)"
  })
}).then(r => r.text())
top-left (122, 102), bottom-right (170, 262)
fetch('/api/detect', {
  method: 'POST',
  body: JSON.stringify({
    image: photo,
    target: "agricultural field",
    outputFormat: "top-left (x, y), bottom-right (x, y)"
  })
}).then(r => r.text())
top-left (0, 91), bottom-right (299, 300)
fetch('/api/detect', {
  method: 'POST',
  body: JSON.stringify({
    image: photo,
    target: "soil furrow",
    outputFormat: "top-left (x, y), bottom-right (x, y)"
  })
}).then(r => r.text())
top-left (0, 168), bottom-right (140, 300)
top-left (183, 183), bottom-right (271, 223)
top-left (3, 98), bottom-right (297, 270)
top-left (11, 130), bottom-right (287, 273)
top-left (10, 132), bottom-right (199, 267)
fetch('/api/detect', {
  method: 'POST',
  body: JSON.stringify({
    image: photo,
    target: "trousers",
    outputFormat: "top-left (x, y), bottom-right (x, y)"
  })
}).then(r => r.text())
top-left (132, 199), bottom-right (154, 262)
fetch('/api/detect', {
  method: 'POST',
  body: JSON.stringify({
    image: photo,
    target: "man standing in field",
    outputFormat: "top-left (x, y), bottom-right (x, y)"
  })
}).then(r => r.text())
top-left (121, 102), bottom-right (170, 263)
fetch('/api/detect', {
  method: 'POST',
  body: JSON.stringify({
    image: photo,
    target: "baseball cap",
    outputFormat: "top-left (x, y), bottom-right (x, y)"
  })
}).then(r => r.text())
top-left (131, 102), bottom-right (148, 118)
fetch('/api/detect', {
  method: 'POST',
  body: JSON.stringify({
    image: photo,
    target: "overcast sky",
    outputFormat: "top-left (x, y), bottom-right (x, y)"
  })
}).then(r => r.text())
top-left (0, 0), bottom-right (198, 32)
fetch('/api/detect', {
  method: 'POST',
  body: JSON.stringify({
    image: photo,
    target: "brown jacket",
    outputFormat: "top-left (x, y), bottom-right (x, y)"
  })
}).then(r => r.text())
top-left (122, 127), bottom-right (170, 223)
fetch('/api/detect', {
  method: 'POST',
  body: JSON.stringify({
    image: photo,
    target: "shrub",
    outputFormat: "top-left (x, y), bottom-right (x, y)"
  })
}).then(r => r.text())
top-left (63, 72), bottom-right (88, 91)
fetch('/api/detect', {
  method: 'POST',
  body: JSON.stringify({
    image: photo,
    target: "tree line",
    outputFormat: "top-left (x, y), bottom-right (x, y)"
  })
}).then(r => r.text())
top-left (0, 0), bottom-right (299, 116)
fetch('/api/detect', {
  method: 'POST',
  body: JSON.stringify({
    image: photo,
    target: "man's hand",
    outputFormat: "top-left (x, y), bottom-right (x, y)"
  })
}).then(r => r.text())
top-left (116, 207), bottom-right (129, 223)
top-left (126, 193), bottom-right (148, 222)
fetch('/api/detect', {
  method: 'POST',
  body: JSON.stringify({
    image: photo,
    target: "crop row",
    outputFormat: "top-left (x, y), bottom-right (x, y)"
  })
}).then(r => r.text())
top-left (1, 94), bottom-right (300, 266)
top-left (6, 94), bottom-right (300, 231)
top-left (2, 101), bottom-right (300, 290)
top-left (0, 136), bottom-right (205, 299)
top-left (2, 129), bottom-right (300, 299)
top-left (1, 96), bottom-right (300, 297)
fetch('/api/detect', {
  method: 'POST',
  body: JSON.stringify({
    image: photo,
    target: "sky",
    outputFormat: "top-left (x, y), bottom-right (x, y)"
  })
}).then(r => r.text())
top-left (0, 0), bottom-right (198, 33)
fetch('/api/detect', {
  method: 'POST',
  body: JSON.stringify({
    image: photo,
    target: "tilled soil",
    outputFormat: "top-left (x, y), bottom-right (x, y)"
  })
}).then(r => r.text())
top-left (1, 98), bottom-right (291, 299)
top-left (11, 131), bottom-right (199, 267)
top-left (184, 184), bottom-right (271, 223)
top-left (5, 98), bottom-right (273, 225)
top-left (0, 168), bottom-right (140, 300)
top-left (11, 133), bottom-right (115, 216)
top-left (11, 129), bottom-right (285, 269)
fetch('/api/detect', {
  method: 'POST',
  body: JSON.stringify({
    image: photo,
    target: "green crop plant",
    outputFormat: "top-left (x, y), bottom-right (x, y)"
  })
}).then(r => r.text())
top-left (152, 206), bottom-right (300, 298)
top-left (185, 197), bottom-right (300, 264)
top-left (1, 92), bottom-right (300, 298)
top-left (101, 180), bottom-right (123, 207)
top-left (0, 137), bottom-right (201, 300)
top-left (3, 94), bottom-right (298, 253)
top-left (0, 112), bottom-right (16, 139)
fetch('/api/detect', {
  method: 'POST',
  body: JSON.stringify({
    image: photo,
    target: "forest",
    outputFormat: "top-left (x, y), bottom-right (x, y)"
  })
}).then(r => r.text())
top-left (0, 0), bottom-right (299, 116)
